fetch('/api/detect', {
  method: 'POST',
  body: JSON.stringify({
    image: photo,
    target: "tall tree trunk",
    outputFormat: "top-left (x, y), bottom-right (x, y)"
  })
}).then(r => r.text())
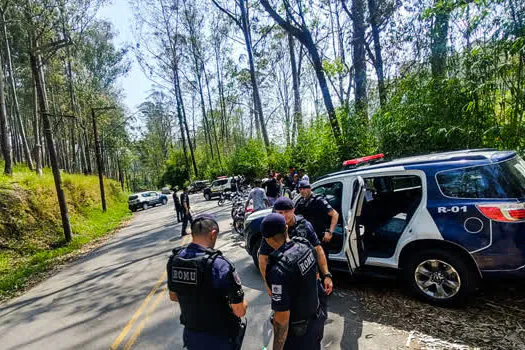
top-left (0, 54), bottom-right (13, 175)
top-left (430, 0), bottom-right (450, 79)
top-left (368, 0), bottom-right (386, 108)
top-left (203, 66), bottom-right (222, 165)
top-left (196, 71), bottom-right (214, 159)
top-left (32, 76), bottom-right (42, 175)
top-left (175, 67), bottom-right (198, 177)
top-left (1, 9), bottom-right (32, 171)
top-left (352, 0), bottom-right (368, 119)
top-left (287, 15), bottom-right (302, 142)
top-left (83, 125), bottom-right (92, 174)
top-left (30, 46), bottom-right (72, 242)
top-left (239, 0), bottom-right (270, 151)
top-left (214, 42), bottom-right (228, 141)
top-left (335, 0), bottom-right (347, 104)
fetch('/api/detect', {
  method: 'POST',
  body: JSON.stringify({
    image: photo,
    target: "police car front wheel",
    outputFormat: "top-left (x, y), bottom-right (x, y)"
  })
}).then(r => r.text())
top-left (404, 249), bottom-right (477, 306)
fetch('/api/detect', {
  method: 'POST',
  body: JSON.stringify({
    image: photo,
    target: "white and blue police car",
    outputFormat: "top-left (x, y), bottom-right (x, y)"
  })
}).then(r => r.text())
top-left (244, 149), bottom-right (525, 305)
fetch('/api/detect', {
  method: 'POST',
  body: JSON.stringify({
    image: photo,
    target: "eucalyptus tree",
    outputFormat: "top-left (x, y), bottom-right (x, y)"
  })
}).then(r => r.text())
top-left (259, 0), bottom-right (344, 156)
top-left (0, 46), bottom-right (12, 175)
top-left (131, 0), bottom-right (198, 176)
top-left (211, 0), bottom-right (271, 152)
top-left (181, 0), bottom-right (221, 163)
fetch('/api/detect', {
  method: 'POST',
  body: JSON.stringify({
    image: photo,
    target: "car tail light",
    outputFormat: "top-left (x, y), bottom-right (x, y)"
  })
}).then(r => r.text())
top-left (476, 203), bottom-right (525, 222)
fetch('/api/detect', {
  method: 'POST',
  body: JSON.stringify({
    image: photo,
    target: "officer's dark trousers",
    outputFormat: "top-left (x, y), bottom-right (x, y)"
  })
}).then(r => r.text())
top-left (181, 211), bottom-right (193, 236)
top-left (175, 206), bottom-right (182, 222)
top-left (284, 308), bottom-right (327, 350)
top-left (183, 328), bottom-right (235, 350)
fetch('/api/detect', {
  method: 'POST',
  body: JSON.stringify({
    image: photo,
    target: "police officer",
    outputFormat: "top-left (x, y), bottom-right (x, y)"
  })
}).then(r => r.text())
top-left (167, 214), bottom-right (248, 350)
top-left (180, 186), bottom-right (192, 236)
top-left (258, 197), bottom-right (333, 304)
top-left (173, 188), bottom-right (183, 223)
top-left (261, 213), bottom-right (326, 350)
top-left (294, 180), bottom-right (339, 261)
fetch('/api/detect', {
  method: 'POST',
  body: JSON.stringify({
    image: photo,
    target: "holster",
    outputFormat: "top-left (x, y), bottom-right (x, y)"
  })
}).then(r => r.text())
top-left (233, 318), bottom-right (247, 350)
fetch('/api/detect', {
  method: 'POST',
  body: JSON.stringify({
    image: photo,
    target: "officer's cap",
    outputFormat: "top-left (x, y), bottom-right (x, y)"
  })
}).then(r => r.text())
top-left (261, 213), bottom-right (286, 238)
top-left (298, 180), bottom-right (311, 189)
top-left (273, 197), bottom-right (294, 211)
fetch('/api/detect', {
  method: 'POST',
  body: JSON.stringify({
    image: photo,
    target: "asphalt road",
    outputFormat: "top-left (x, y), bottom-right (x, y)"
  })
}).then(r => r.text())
top-left (0, 193), bottom-right (458, 350)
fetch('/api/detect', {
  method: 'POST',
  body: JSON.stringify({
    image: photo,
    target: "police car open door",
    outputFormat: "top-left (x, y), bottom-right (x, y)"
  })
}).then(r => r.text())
top-left (344, 176), bottom-right (366, 274)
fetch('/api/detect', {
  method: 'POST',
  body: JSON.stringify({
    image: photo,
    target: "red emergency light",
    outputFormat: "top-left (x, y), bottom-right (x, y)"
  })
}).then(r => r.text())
top-left (342, 153), bottom-right (385, 168)
top-left (217, 176), bottom-right (228, 179)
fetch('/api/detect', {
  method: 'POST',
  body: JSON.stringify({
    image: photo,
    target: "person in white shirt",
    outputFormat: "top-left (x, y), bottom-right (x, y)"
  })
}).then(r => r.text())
top-left (245, 186), bottom-right (270, 211)
top-left (298, 168), bottom-right (310, 183)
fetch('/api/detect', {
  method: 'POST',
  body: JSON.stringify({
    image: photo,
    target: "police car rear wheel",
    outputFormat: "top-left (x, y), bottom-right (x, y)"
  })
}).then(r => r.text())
top-left (405, 249), bottom-right (476, 306)
top-left (204, 193), bottom-right (211, 201)
top-left (162, 198), bottom-right (167, 205)
top-left (142, 203), bottom-right (148, 210)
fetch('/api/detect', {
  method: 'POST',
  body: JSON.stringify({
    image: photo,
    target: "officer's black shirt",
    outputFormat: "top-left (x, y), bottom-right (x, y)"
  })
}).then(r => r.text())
top-left (180, 192), bottom-right (190, 209)
top-left (263, 178), bottom-right (280, 198)
top-left (294, 193), bottom-right (333, 239)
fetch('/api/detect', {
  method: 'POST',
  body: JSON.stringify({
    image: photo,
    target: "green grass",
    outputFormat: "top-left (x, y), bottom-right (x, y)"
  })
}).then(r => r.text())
top-left (0, 162), bottom-right (131, 298)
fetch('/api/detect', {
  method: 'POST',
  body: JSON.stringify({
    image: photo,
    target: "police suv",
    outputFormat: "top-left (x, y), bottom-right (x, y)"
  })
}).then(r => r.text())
top-left (244, 149), bottom-right (525, 305)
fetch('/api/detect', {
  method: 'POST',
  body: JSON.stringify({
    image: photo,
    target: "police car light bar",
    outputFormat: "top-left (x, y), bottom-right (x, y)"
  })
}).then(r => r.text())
top-left (342, 153), bottom-right (385, 168)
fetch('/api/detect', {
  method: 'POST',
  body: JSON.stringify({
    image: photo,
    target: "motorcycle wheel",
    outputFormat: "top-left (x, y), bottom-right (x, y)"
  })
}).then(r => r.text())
top-left (233, 218), bottom-right (244, 235)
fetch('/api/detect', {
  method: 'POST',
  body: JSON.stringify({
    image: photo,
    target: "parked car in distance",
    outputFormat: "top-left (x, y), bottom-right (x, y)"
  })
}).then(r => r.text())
top-left (203, 177), bottom-right (232, 200)
top-left (161, 187), bottom-right (171, 194)
top-left (188, 180), bottom-right (210, 194)
top-left (128, 191), bottom-right (168, 212)
top-left (245, 149), bottom-right (525, 306)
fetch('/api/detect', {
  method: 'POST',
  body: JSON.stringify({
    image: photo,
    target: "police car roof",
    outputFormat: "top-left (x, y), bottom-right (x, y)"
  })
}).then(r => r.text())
top-left (317, 149), bottom-right (516, 181)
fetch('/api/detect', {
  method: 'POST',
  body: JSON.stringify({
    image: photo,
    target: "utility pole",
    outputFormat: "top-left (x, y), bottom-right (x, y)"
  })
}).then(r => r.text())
top-left (91, 106), bottom-right (115, 212)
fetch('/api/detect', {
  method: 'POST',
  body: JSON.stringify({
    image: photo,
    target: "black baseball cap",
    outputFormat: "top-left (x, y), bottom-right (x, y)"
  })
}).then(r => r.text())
top-left (261, 213), bottom-right (286, 238)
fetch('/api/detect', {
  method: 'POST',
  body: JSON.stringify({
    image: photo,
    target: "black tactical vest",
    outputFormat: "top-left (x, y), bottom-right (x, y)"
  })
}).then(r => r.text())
top-left (266, 237), bottom-right (319, 322)
top-left (289, 216), bottom-right (310, 240)
top-left (168, 246), bottom-right (241, 337)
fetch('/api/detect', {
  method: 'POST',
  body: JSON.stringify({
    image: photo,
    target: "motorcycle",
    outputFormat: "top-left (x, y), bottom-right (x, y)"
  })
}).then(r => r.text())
top-left (218, 191), bottom-right (239, 206)
top-left (232, 204), bottom-right (253, 236)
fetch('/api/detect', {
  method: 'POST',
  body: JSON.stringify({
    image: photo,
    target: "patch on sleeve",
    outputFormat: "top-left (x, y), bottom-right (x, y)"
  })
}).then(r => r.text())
top-left (233, 271), bottom-right (242, 286)
top-left (272, 284), bottom-right (282, 294)
top-left (171, 267), bottom-right (198, 285)
top-left (271, 284), bottom-right (282, 302)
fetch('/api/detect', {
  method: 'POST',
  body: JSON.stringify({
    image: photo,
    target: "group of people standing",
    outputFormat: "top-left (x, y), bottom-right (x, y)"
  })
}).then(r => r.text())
top-left (167, 169), bottom-right (340, 349)
top-left (245, 167), bottom-right (311, 211)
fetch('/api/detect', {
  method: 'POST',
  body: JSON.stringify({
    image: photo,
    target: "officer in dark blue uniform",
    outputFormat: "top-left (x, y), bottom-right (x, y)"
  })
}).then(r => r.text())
top-left (167, 214), bottom-right (247, 350)
top-left (261, 213), bottom-right (326, 350)
top-left (258, 197), bottom-right (333, 307)
top-left (180, 187), bottom-right (192, 236)
top-left (294, 180), bottom-right (339, 262)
